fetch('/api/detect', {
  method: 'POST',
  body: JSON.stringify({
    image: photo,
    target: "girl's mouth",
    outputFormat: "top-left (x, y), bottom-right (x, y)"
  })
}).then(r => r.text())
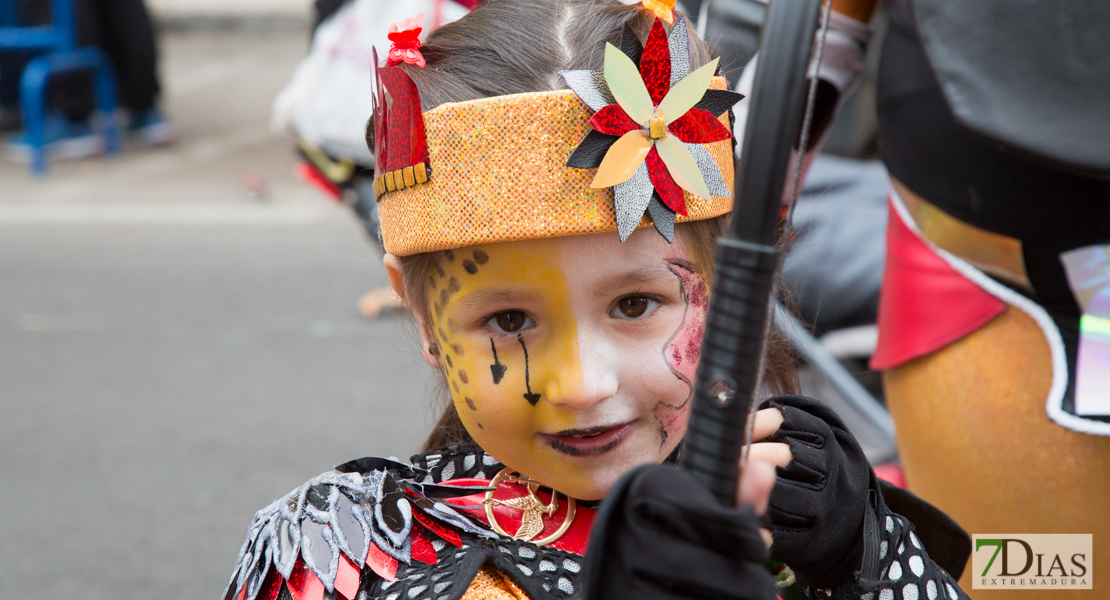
top-left (541, 422), bottom-right (634, 457)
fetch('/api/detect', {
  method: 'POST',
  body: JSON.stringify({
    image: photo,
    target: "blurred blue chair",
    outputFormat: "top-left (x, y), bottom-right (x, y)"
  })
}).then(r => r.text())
top-left (0, 0), bottom-right (119, 174)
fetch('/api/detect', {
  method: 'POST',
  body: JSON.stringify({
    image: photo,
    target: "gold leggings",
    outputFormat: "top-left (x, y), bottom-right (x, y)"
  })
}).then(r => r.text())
top-left (884, 306), bottom-right (1110, 598)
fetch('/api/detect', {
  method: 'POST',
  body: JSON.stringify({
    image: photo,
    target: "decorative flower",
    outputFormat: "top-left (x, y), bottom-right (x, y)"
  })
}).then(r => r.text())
top-left (387, 13), bottom-right (426, 68)
top-left (642, 0), bottom-right (676, 24)
top-left (561, 17), bottom-right (745, 241)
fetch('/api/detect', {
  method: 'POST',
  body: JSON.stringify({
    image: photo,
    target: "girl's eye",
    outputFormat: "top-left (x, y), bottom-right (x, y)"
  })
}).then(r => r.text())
top-left (612, 296), bottom-right (658, 319)
top-left (488, 310), bottom-right (532, 333)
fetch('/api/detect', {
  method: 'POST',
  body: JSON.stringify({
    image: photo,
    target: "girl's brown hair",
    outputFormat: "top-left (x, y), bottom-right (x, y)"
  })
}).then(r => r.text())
top-left (373, 0), bottom-right (799, 450)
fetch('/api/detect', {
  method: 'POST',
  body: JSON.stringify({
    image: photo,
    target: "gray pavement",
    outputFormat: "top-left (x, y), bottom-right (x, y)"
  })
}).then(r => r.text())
top-left (0, 30), bottom-right (434, 600)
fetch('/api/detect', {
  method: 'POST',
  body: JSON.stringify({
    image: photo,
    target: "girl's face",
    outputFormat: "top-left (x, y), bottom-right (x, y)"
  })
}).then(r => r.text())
top-left (400, 228), bottom-right (709, 500)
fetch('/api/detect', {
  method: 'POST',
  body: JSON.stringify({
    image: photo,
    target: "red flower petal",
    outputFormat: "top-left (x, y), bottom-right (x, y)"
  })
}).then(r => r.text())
top-left (590, 104), bottom-right (639, 136)
top-left (668, 108), bottom-right (732, 143)
top-left (646, 146), bottom-right (687, 215)
top-left (639, 19), bottom-right (672, 105)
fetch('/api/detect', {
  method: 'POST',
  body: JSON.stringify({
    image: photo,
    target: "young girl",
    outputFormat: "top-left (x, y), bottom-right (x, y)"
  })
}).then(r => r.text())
top-left (224, 2), bottom-right (970, 599)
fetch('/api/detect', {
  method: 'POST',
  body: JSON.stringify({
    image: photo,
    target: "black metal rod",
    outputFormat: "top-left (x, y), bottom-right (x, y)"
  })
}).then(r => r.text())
top-left (679, 0), bottom-right (821, 506)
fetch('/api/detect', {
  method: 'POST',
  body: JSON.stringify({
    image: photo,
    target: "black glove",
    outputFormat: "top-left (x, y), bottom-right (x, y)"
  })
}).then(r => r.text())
top-left (758, 395), bottom-right (872, 588)
top-left (581, 464), bottom-right (776, 600)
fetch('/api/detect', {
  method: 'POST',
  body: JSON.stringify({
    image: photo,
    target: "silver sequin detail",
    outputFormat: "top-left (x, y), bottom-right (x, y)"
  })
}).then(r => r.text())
top-left (518, 564), bottom-right (533, 577)
top-left (559, 70), bottom-right (615, 111)
top-left (440, 461), bottom-right (455, 481)
top-left (685, 142), bottom-right (729, 196)
top-left (463, 455), bottom-right (476, 471)
top-left (518, 546), bottom-right (536, 559)
top-left (562, 558), bottom-right (581, 574)
top-left (539, 559), bottom-right (557, 572)
top-left (888, 561), bottom-right (903, 580)
top-left (903, 583), bottom-right (919, 600)
top-left (926, 580), bottom-right (937, 600)
top-left (557, 577), bottom-right (575, 595)
top-left (614, 162), bottom-right (654, 241)
top-left (668, 16), bottom-right (690, 85)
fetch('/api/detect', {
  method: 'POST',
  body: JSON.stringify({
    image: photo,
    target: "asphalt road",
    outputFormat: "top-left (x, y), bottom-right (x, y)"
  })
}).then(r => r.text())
top-left (0, 29), bottom-right (434, 600)
top-left (0, 214), bottom-right (437, 600)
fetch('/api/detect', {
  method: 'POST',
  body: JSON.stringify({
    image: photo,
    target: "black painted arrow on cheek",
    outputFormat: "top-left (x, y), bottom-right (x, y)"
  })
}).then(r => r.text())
top-left (518, 334), bottom-right (541, 406)
top-left (489, 337), bottom-right (507, 384)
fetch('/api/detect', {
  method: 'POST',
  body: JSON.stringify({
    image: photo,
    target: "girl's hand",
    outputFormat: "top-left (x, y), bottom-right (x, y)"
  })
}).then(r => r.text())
top-left (737, 458), bottom-right (777, 550)
top-left (738, 407), bottom-right (791, 550)
top-left (751, 396), bottom-right (875, 589)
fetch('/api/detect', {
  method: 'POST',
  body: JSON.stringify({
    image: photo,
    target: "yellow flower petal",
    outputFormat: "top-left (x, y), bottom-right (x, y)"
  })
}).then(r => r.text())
top-left (657, 57), bottom-right (720, 125)
top-left (603, 43), bottom-right (654, 125)
top-left (654, 134), bottom-right (713, 200)
top-left (591, 130), bottom-right (653, 189)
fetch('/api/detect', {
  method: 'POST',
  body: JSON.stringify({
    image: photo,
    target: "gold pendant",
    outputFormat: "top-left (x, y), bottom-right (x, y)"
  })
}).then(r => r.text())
top-left (483, 468), bottom-right (576, 546)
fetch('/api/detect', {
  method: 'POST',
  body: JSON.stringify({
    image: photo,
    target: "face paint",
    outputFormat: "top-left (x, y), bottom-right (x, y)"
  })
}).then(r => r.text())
top-left (651, 258), bottom-right (709, 447)
top-left (420, 229), bottom-right (705, 500)
top-left (489, 338), bottom-right (507, 384)
top-left (518, 334), bottom-right (542, 406)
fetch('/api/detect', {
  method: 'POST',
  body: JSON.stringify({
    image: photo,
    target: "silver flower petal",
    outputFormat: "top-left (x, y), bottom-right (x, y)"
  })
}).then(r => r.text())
top-left (669, 16), bottom-right (691, 86)
top-left (559, 70), bottom-right (616, 111)
top-left (685, 142), bottom-right (730, 196)
top-left (613, 162), bottom-right (655, 241)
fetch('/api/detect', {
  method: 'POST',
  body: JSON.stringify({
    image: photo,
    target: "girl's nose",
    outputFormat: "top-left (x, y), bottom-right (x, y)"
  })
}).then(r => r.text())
top-left (542, 334), bottom-right (619, 409)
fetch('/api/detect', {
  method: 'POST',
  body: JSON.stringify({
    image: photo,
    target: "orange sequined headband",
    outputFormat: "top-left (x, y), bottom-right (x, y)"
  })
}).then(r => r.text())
top-left (372, 16), bottom-right (744, 256)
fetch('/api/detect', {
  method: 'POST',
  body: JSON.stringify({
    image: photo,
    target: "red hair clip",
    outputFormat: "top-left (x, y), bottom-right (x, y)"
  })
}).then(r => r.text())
top-left (387, 12), bottom-right (426, 68)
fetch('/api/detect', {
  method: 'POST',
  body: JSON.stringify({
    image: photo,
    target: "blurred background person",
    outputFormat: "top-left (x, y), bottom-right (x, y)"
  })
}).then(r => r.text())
top-left (272, 0), bottom-right (476, 318)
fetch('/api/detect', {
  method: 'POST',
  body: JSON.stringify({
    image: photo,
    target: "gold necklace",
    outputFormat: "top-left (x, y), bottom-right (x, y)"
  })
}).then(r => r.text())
top-left (483, 468), bottom-right (576, 546)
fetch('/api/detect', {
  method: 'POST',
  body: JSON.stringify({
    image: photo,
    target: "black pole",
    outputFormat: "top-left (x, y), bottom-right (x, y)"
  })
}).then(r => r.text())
top-left (679, 0), bottom-right (821, 506)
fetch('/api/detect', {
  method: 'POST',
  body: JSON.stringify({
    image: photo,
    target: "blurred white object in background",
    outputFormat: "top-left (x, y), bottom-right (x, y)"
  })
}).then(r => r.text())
top-left (271, 0), bottom-right (467, 164)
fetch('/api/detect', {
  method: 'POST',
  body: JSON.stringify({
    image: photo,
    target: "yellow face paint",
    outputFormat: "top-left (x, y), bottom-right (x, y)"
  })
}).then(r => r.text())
top-left (423, 229), bottom-right (708, 500)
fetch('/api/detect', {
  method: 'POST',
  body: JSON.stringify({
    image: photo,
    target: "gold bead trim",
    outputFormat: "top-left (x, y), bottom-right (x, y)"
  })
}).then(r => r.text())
top-left (373, 162), bottom-right (432, 199)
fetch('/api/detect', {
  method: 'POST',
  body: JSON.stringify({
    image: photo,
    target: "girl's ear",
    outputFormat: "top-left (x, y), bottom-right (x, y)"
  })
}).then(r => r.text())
top-left (384, 253), bottom-right (443, 370)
